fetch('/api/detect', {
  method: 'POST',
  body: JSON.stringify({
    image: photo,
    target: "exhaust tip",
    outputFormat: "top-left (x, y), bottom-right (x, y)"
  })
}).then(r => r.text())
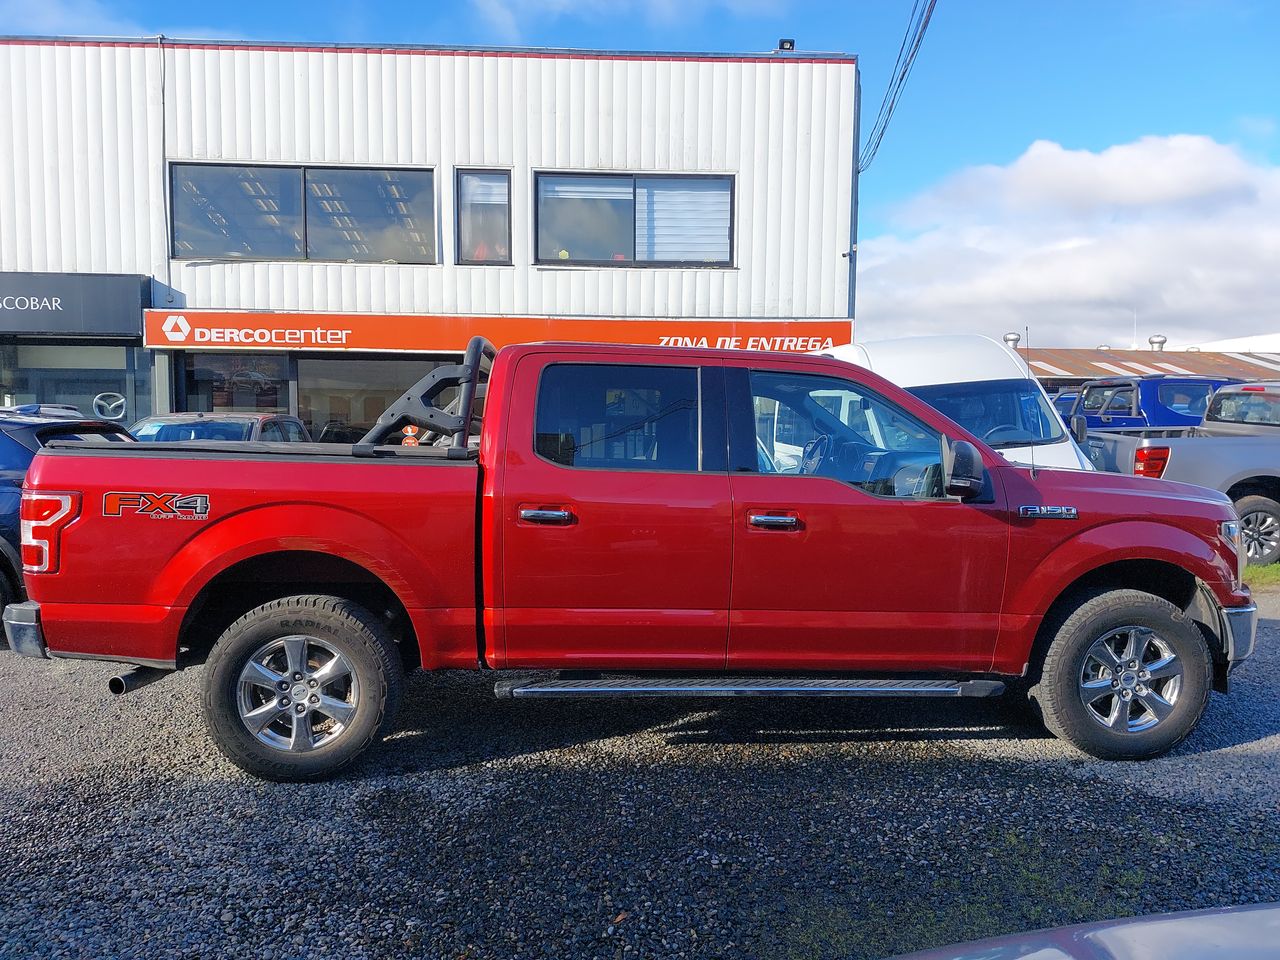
top-left (108, 675), bottom-right (128, 695)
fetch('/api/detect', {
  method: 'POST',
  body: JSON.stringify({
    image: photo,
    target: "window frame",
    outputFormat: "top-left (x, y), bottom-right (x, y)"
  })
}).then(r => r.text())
top-left (726, 366), bottom-right (959, 502)
top-left (531, 361), bottom-right (726, 474)
top-left (533, 171), bottom-right (735, 269)
top-left (455, 168), bottom-right (513, 267)
top-left (170, 161), bottom-right (439, 265)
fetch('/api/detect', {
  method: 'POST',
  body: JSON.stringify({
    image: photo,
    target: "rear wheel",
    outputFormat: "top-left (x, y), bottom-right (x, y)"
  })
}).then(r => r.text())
top-left (202, 595), bottom-right (403, 781)
top-left (1234, 495), bottom-right (1280, 565)
top-left (1034, 589), bottom-right (1211, 760)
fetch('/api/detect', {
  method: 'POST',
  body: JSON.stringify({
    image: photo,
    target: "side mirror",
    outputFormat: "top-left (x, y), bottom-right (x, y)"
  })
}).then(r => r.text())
top-left (944, 439), bottom-right (986, 500)
top-left (1071, 414), bottom-right (1088, 445)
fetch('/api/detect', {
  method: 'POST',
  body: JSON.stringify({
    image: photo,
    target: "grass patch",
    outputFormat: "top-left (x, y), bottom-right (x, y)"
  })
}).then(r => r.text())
top-left (1244, 563), bottom-right (1280, 592)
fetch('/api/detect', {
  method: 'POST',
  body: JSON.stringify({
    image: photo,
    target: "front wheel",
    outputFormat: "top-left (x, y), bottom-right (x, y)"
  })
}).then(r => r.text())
top-left (202, 595), bottom-right (403, 781)
top-left (1034, 589), bottom-right (1211, 760)
top-left (1234, 495), bottom-right (1280, 566)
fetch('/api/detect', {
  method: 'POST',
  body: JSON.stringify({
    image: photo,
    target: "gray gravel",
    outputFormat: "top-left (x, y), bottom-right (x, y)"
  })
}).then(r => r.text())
top-left (1, 596), bottom-right (1278, 960)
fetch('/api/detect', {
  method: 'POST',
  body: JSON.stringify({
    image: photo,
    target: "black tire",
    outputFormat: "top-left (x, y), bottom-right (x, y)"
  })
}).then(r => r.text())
top-left (1033, 589), bottom-right (1211, 760)
top-left (0, 570), bottom-right (14, 612)
top-left (201, 595), bottom-right (403, 781)
top-left (1234, 494), bottom-right (1280, 566)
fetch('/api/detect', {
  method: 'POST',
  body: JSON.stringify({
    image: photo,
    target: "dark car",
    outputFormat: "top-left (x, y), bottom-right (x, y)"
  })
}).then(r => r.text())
top-left (0, 405), bottom-right (133, 607)
top-left (130, 413), bottom-right (312, 443)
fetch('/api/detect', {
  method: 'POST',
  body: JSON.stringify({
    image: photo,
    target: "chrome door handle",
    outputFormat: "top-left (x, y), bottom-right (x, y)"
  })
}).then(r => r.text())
top-left (519, 508), bottom-right (574, 524)
top-left (748, 514), bottom-right (799, 529)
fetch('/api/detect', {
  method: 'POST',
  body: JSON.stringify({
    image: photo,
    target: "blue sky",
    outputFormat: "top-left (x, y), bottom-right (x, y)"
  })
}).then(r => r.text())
top-left (4, 0), bottom-right (1278, 344)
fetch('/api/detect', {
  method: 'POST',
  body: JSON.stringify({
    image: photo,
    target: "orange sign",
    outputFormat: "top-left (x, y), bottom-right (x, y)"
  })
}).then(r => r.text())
top-left (144, 310), bottom-right (851, 354)
top-left (402, 425), bottom-right (420, 437)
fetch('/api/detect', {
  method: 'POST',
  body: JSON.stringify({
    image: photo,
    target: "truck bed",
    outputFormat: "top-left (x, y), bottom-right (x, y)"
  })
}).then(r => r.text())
top-left (26, 441), bottom-right (481, 668)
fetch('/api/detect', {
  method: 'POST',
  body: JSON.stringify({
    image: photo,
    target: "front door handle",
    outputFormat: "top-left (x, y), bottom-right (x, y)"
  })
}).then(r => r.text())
top-left (748, 514), bottom-right (799, 530)
top-left (519, 508), bottom-right (574, 525)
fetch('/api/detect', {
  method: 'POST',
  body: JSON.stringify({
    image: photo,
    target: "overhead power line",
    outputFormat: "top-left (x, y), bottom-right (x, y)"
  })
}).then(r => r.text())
top-left (858, 0), bottom-right (939, 173)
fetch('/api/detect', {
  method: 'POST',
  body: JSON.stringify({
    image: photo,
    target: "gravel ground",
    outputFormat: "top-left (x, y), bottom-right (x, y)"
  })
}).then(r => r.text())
top-left (1, 597), bottom-right (1277, 960)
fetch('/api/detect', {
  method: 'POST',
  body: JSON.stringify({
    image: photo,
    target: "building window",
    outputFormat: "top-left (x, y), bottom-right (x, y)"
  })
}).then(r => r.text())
top-left (535, 173), bottom-right (732, 267)
top-left (457, 170), bottom-right (512, 265)
top-left (182, 353), bottom-right (290, 413)
top-left (171, 163), bottom-right (437, 263)
top-left (305, 168), bottom-right (436, 263)
top-left (172, 164), bottom-right (304, 260)
top-left (534, 363), bottom-right (700, 471)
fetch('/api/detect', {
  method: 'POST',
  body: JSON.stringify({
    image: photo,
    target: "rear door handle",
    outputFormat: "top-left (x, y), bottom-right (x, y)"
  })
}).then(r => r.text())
top-left (519, 508), bottom-right (574, 525)
top-left (748, 514), bottom-right (799, 529)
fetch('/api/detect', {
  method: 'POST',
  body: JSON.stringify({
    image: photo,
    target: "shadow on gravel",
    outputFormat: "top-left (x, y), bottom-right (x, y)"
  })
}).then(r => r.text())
top-left (348, 673), bottom-right (1048, 779)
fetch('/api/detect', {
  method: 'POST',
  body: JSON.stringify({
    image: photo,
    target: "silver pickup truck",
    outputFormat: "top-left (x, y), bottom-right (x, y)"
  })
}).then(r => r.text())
top-left (1086, 382), bottom-right (1280, 565)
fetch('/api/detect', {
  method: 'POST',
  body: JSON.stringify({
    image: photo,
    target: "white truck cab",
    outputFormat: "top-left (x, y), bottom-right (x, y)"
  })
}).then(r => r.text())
top-left (820, 335), bottom-right (1093, 471)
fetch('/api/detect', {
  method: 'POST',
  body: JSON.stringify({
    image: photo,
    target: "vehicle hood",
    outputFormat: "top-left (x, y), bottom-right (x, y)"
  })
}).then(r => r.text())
top-left (1002, 462), bottom-right (1234, 517)
top-left (890, 902), bottom-right (1280, 959)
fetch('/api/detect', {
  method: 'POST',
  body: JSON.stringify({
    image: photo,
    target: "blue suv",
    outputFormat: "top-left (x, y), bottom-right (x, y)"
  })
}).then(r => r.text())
top-left (0, 406), bottom-right (131, 608)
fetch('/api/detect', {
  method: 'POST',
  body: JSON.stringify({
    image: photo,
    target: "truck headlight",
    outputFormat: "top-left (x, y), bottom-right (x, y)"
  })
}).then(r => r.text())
top-left (1222, 519), bottom-right (1244, 587)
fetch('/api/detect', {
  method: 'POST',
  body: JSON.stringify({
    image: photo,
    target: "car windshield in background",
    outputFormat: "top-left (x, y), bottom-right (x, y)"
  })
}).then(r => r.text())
top-left (133, 420), bottom-right (254, 442)
top-left (1208, 390), bottom-right (1280, 426)
top-left (908, 378), bottom-right (1067, 448)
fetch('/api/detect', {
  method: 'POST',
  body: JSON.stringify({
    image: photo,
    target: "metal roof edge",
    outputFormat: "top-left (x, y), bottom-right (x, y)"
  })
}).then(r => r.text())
top-left (0, 35), bottom-right (858, 63)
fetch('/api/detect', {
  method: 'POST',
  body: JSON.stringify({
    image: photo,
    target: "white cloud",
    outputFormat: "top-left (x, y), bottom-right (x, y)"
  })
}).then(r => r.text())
top-left (856, 135), bottom-right (1280, 348)
top-left (472, 0), bottom-right (784, 43)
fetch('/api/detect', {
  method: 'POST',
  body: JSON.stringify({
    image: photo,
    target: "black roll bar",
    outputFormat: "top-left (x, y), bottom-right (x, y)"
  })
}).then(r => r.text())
top-left (352, 336), bottom-right (497, 458)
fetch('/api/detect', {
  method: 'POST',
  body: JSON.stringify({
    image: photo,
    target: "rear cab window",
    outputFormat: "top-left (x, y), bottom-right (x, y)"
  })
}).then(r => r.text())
top-left (1208, 389), bottom-right (1280, 425)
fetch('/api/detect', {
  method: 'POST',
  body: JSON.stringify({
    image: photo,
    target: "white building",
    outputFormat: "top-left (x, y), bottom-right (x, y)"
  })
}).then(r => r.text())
top-left (0, 37), bottom-right (858, 435)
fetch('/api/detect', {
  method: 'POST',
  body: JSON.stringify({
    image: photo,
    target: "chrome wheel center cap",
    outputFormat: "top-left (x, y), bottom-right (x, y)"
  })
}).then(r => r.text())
top-left (291, 684), bottom-right (309, 702)
top-left (1119, 671), bottom-right (1137, 689)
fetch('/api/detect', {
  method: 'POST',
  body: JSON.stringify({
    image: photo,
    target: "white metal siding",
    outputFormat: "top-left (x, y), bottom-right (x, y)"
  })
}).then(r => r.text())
top-left (0, 41), bottom-right (856, 320)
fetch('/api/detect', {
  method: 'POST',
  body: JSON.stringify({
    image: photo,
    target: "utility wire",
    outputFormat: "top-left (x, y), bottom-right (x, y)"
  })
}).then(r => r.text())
top-left (858, 0), bottom-right (939, 173)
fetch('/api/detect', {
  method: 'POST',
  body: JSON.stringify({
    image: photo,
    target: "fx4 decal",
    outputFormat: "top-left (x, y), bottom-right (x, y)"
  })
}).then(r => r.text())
top-left (1019, 505), bottom-right (1079, 520)
top-left (103, 492), bottom-right (211, 520)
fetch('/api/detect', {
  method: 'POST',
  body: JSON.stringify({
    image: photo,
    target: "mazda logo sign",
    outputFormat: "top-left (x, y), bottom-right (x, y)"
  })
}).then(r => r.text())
top-left (93, 392), bottom-right (128, 421)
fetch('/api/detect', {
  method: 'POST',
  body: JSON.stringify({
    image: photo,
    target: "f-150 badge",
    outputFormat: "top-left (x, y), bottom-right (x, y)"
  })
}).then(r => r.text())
top-left (1019, 505), bottom-right (1078, 520)
top-left (103, 492), bottom-right (210, 520)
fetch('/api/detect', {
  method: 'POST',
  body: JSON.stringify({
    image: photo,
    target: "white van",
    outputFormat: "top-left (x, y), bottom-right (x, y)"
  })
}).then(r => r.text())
top-left (819, 335), bottom-right (1093, 471)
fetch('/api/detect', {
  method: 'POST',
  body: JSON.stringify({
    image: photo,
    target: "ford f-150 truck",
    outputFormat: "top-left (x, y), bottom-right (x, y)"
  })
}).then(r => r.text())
top-left (2, 339), bottom-right (1257, 780)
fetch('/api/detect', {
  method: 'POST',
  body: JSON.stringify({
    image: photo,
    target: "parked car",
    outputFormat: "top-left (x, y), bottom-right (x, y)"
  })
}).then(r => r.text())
top-left (131, 413), bottom-right (312, 443)
top-left (1085, 382), bottom-right (1280, 564)
top-left (4, 338), bottom-right (1255, 780)
top-left (892, 902), bottom-right (1280, 960)
top-left (822, 335), bottom-right (1093, 470)
top-left (1194, 381), bottom-right (1280, 437)
top-left (1070, 375), bottom-right (1241, 432)
top-left (0, 406), bottom-right (132, 607)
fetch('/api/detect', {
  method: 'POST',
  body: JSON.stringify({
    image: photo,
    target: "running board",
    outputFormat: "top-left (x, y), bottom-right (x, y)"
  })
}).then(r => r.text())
top-left (494, 676), bottom-right (1005, 699)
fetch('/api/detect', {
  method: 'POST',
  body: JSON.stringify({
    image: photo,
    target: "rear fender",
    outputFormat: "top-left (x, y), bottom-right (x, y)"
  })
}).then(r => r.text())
top-left (150, 503), bottom-right (434, 611)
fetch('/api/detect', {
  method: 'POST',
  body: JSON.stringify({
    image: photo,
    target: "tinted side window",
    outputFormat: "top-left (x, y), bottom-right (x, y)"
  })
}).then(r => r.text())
top-left (1080, 386), bottom-right (1111, 411)
top-left (259, 421), bottom-right (286, 442)
top-left (1105, 388), bottom-right (1134, 414)
top-left (1157, 382), bottom-right (1213, 415)
top-left (280, 420), bottom-right (308, 442)
top-left (535, 364), bottom-right (700, 472)
top-left (748, 370), bottom-right (945, 499)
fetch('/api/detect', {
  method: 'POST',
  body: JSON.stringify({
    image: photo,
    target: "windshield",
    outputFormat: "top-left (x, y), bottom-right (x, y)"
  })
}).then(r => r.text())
top-left (908, 378), bottom-right (1067, 448)
top-left (132, 420), bottom-right (254, 442)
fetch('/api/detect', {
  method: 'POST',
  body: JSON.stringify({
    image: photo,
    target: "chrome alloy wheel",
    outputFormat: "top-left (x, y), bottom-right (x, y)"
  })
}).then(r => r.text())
top-left (1241, 510), bottom-right (1280, 561)
top-left (236, 635), bottom-right (360, 752)
top-left (1078, 626), bottom-right (1182, 733)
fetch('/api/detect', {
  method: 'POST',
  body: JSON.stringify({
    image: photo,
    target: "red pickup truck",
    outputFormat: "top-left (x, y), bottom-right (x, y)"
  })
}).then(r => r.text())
top-left (3, 338), bottom-right (1257, 780)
